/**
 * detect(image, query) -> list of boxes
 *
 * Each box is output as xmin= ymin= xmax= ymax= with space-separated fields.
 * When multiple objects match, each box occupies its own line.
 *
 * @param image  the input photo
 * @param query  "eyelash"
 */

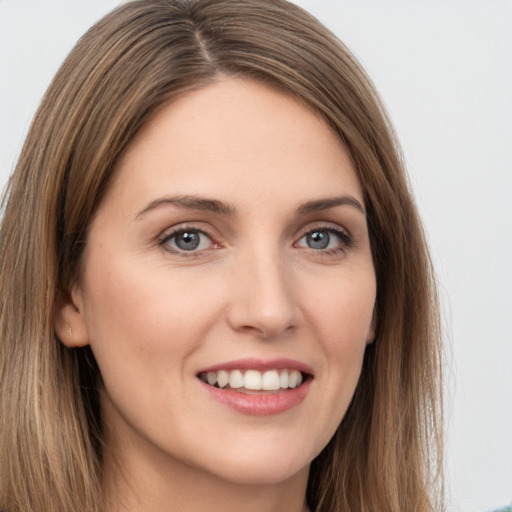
xmin=158 ymin=225 xmax=218 ymax=257
xmin=295 ymin=224 xmax=354 ymax=256
xmin=158 ymin=223 xmax=353 ymax=257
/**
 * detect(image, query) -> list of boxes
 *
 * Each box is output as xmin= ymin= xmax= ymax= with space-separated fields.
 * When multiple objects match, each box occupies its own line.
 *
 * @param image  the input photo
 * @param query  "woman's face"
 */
xmin=60 ymin=78 xmax=376 ymax=487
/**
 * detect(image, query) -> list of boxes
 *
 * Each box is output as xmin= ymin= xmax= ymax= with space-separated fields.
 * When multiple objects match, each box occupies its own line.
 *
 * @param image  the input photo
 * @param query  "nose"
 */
xmin=226 ymin=246 xmax=300 ymax=339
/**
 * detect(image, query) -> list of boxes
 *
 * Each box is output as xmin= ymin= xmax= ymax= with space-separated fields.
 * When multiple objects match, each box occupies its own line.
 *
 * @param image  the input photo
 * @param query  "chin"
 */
xmin=192 ymin=437 xmax=315 ymax=486
xmin=208 ymin=458 xmax=309 ymax=486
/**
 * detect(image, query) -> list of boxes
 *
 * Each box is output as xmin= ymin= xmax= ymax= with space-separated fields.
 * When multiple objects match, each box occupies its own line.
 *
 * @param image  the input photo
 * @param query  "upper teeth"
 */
xmin=199 ymin=369 xmax=303 ymax=391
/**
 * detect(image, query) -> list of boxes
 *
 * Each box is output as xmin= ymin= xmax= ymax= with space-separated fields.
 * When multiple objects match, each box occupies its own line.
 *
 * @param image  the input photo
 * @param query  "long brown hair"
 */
xmin=0 ymin=1 xmax=443 ymax=510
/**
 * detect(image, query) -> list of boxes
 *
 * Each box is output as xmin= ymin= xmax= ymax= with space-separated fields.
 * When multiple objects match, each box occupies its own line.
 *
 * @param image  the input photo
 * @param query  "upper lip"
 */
xmin=197 ymin=357 xmax=314 ymax=376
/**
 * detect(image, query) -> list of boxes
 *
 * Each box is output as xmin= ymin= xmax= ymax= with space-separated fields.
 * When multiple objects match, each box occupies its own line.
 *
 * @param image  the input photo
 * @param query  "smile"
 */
xmin=197 ymin=360 xmax=313 ymax=415
xmin=198 ymin=369 xmax=304 ymax=393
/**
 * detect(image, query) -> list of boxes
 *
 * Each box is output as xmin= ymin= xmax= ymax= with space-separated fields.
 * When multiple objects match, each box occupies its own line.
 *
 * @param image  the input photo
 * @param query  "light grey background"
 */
xmin=1 ymin=1 xmax=511 ymax=511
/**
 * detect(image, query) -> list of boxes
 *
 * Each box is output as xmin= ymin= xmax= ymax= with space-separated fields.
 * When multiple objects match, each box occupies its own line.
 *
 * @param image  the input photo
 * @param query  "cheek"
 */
xmin=79 ymin=256 xmax=226 ymax=383
xmin=304 ymin=266 xmax=376 ymax=349
xmin=302 ymin=266 xmax=375 ymax=418
xmin=84 ymin=254 xmax=217 ymax=332
xmin=78 ymin=259 xmax=224 ymax=427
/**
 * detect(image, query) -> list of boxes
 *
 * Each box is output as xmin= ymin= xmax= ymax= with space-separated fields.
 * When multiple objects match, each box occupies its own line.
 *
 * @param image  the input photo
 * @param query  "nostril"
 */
xmin=236 ymin=323 xmax=296 ymax=340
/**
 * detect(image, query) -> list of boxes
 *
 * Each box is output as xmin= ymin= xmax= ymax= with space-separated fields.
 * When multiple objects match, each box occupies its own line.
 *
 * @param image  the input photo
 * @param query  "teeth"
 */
xmin=217 ymin=370 xmax=229 ymax=388
xmin=289 ymin=369 xmax=302 ymax=388
xmin=244 ymin=370 xmax=262 ymax=390
xmin=229 ymin=369 xmax=244 ymax=389
xmin=262 ymin=370 xmax=280 ymax=391
xmin=279 ymin=370 xmax=289 ymax=389
xmin=199 ymin=369 xmax=305 ymax=391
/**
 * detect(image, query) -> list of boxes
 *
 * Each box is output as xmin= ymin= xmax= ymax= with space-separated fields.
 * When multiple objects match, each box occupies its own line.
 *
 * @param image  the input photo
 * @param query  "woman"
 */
xmin=0 ymin=0 xmax=443 ymax=511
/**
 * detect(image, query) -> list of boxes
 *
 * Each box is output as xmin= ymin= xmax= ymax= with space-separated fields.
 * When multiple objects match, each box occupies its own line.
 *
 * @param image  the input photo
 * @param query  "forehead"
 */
xmin=105 ymin=77 xmax=363 ymax=213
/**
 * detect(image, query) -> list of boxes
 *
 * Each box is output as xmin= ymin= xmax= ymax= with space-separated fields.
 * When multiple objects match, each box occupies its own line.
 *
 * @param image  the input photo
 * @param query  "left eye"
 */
xmin=297 ymin=229 xmax=346 ymax=250
xmin=163 ymin=229 xmax=212 ymax=252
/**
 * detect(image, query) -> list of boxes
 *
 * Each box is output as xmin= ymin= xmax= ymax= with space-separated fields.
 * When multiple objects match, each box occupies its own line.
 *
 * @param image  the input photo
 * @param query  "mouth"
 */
xmin=198 ymin=368 xmax=309 ymax=394
xmin=196 ymin=358 xmax=313 ymax=415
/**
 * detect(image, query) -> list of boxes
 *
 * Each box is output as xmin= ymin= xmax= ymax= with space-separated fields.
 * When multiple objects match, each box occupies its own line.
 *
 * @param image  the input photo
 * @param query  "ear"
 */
xmin=54 ymin=287 xmax=90 ymax=348
xmin=366 ymin=307 xmax=377 ymax=345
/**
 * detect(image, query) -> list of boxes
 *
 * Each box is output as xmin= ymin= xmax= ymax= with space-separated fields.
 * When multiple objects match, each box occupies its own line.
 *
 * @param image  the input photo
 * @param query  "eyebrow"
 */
xmin=136 ymin=195 xmax=237 ymax=219
xmin=296 ymin=195 xmax=366 ymax=216
xmin=136 ymin=193 xmax=365 ymax=220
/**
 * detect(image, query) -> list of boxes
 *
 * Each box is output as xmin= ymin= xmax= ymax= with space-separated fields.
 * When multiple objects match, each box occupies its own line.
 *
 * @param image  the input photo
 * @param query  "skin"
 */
xmin=56 ymin=77 xmax=376 ymax=512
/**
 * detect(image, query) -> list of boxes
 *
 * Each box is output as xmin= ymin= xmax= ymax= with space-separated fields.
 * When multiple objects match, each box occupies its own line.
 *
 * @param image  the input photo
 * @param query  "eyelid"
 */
xmin=294 ymin=222 xmax=354 ymax=252
xmin=295 ymin=221 xmax=351 ymax=239
xmin=156 ymin=221 xmax=354 ymax=257
xmin=158 ymin=224 xmax=220 ymax=255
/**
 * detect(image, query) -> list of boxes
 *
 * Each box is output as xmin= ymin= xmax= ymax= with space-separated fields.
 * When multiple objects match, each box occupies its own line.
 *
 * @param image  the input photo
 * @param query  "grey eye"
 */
xmin=296 ymin=227 xmax=350 ymax=252
xmin=165 ymin=230 xmax=212 ymax=252
xmin=306 ymin=231 xmax=330 ymax=249
xmin=175 ymin=231 xmax=201 ymax=250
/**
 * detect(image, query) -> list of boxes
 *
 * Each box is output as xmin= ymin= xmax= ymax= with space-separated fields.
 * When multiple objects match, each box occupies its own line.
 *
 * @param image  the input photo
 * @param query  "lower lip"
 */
xmin=199 ymin=379 xmax=312 ymax=416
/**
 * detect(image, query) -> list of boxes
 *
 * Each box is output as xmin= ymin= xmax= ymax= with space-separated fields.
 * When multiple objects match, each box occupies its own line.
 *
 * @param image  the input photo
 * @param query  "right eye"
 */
xmin=160 ymin=228 xmax=213 ymax=253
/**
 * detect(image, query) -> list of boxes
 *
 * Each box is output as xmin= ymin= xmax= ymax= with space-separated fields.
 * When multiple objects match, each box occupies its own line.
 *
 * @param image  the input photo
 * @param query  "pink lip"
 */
xmin=196 ymin=358 xmax=314 ymax=416
xmin=199 ymin=378 xmax=312 ymax=416
xmin=198 ymin=357 xmax=314 ymax=375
